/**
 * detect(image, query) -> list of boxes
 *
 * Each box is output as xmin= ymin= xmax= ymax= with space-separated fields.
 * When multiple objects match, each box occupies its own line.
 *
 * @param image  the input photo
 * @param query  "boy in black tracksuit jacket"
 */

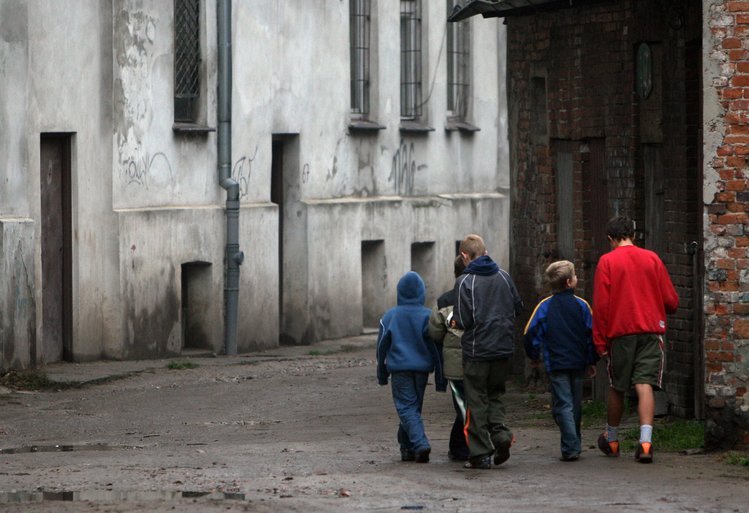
xmin=524 ymin=260 xmax=598 ymax=461
xmin=454 ymin=235 xmax=523 ymax=469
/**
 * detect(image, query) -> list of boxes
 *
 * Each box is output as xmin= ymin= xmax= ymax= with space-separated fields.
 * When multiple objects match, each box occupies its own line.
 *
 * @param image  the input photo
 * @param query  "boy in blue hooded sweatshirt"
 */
xmin=377 ymin=271 xmax=444 ymax=463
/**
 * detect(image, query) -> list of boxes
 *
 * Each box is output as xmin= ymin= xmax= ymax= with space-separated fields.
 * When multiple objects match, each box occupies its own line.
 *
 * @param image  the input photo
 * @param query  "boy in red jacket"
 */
xmin=593 ymin=216 xmax=679 ymax=463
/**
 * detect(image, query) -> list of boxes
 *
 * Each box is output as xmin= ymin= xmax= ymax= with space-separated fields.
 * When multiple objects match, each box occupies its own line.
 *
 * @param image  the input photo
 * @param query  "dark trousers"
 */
xmin=391 ymin=371 xmax=430 ymax=453
xmin=463 ymin=358 xmax=513 ymax=459
xmin=448 ymin=380 xmax=470 ymax=460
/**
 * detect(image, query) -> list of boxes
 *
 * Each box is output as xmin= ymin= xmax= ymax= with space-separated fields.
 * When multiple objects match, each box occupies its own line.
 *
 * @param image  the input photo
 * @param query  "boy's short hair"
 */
xmin=459 ymin=234 xmax=486 ymax=261
xmin=606 ymin=216 xmax=635 ymax=241
xmin=454 ymin=254 xmax=466 ymax=278
xmin=545 ymin=260 xmax=575 ymax=293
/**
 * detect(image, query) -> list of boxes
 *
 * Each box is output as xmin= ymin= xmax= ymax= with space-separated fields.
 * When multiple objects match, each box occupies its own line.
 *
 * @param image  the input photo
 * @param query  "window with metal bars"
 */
xmin=447 ymin=0 xmax=470 ymax=120
xmin=400 ymin=0 xmax=422 ymax=119
xmin=350 ymin=0 xmax=371 ymax=117
xmin=174 ymin=0 xmax=201 ymax=123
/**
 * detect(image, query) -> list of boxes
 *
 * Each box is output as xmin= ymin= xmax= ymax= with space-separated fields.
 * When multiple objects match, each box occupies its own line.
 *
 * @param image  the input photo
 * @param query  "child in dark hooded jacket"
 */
xmin=377 ymin=271 xmax=444 ymax=463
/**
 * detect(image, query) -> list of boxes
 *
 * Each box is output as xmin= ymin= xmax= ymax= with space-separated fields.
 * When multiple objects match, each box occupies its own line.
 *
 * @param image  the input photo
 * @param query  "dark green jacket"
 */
xmin=428 ymin=289 xmax=464 ymax=380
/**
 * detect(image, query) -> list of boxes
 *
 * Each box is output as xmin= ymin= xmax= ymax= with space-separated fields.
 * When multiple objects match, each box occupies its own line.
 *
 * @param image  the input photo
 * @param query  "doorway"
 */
xmin=271 ymin=134 xmax=306 ymax=345
xmin=40 ymin=134 xmax=73 ymax=363
xmin=181 ymin=261 xmax=212 ymax=350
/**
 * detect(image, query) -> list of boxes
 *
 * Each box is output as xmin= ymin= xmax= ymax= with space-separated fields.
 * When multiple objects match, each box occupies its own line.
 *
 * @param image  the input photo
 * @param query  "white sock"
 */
xmin=606 ymin=424 xmax=618 ymax=442
xmin=640 ymin=424 xmax=653 ymax=444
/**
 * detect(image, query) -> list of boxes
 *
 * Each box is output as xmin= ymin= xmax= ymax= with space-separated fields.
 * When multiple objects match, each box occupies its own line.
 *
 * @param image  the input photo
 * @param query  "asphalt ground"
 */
xmin=0 ymin=334 xmax=747 ymax=512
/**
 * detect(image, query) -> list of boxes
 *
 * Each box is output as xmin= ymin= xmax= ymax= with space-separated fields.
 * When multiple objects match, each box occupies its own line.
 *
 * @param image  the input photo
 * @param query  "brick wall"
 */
xmin=507 ymin=0 xmax=702 ymax=417
xmin=704 ymin=0 xmax=749 ymax=449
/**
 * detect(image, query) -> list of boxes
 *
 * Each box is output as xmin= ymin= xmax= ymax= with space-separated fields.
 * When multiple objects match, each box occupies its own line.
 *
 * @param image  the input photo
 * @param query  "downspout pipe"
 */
xmin=218 ymin=0 xmax=242 ymax=355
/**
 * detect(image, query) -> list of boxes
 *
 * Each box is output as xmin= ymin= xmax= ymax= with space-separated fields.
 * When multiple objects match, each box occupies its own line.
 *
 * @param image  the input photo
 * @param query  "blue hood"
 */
xmin=464 ymin=255 xmax=499 ymax=276
xmin=397 ymin=271 xmax=426 ymax=306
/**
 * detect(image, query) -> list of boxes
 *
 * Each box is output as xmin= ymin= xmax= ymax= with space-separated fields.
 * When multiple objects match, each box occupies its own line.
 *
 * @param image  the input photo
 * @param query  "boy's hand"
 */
xmin=378 ymin=378 xmax=388 ymax=386
xmin=586 ymin=365 xmax=597 ymax=378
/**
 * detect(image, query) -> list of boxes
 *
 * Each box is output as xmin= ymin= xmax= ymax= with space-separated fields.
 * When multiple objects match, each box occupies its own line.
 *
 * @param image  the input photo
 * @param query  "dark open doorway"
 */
xmin=271 ymin=134 xmax=306 ymax=345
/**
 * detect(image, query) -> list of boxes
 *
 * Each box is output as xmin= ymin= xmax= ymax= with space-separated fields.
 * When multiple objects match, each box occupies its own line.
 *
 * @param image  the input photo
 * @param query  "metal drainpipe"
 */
xmin=218 ymin=0 xmax=243 ymax=355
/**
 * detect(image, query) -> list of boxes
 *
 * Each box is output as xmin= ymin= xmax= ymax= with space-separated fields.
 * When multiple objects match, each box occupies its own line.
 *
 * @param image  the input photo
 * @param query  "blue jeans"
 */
xmin=390 ymin=371 xmax=430 ymax=454
xmin=549 ymin=370 xmax=584 ymax=457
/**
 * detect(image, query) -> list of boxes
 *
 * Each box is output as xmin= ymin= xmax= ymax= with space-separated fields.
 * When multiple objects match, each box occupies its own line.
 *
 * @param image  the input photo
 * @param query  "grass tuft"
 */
xmin=618 ymin=419 xmax=704 ymax=453
xmin=581 ymin=400 xmax=607 ymax=427
xmin=0 ymin=370 xmax=62 ymax=391
xmin=725 ymin=451 xmax=749 ymax=467
xmin=166 ymin=361 xmax=198 ymax=370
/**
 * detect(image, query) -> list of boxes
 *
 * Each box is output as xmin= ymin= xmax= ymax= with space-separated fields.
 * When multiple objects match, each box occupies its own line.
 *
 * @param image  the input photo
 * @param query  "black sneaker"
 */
xmin=464 ymin=455 xmax=492 ymax=469
xmin=414 ymin=448 xmax=431 ymax=463
xmin=400 ymin=449 xmax=415 ymax=462
xmin=493 ymin=435 xmax=515 ymax=466
xmin=560 ymin=453 xmax=579 ymax=462
xmin=635 ymin=442 xmax=653 ymax=463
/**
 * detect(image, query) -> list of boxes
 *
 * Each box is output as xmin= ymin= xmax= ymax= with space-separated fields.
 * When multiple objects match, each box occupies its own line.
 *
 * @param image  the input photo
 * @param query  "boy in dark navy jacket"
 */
xmin=377 ymin=271 xmax=444 ymax=463
xmin=524 ymin=260 xmax=598 ymax=461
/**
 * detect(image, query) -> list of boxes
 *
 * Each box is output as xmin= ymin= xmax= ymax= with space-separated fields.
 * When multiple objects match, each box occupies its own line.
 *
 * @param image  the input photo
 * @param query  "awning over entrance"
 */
xmin=447 ymin=0 xmax=602 ymax=22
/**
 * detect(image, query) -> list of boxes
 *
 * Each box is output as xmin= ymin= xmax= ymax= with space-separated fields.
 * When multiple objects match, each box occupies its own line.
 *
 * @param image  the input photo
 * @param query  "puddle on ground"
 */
xmin=0 ymin=443 xmax=141 ymax=454
xmin=0 ymin=490 xmax=245 ymax=503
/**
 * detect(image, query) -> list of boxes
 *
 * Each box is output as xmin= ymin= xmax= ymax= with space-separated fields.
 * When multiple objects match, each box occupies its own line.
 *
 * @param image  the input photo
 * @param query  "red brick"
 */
xmin=723 ymin=88 xmax=745 ymax=99
xmin=718 ymin=145 xmax=735 ymax=156
xmin=736 ymin=25 xmax=749 ymax=37
xmin=729 ymin=124 xmax=749 ymax=135
xmin=734 ymin=303 xmax=749 ymax=314
xmin=739 ymin=14 xmax=749 ymax=24
xmin=728 ymin=248 xmax=749 ymax=258
xmin=717 ymin=258 xmax=738 ymax=269
xmin=738 ymin=62 xmax=749 ymax=73
xmin=716 ymin=192 xmax=736 ymax=202
xmin=736 ymin=237 xmax=749 ymax=246
xmin=726 ymin=180 xmax=748 ymax=191
xmin=729 ymin=49 xmax=749 ymax=61
xmin=718 ymin=282 xmax=739 ymax=292
xmin=736 ymin=319 xmax=749 ymax=338
xmin=727 ymin=2 xmax=749 ymax=12
xmin=726 ymin=156 xmax=748 ymax=167
xmin=723 ymin=38 xmax=743 ymax=49
xmin=725 ymin=135 xmax=749 ymax=144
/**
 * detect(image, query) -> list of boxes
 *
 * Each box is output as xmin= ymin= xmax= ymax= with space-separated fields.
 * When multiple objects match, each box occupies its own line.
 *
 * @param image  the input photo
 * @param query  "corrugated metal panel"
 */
xmin=448 ymin=0 xmax=607 ymax=22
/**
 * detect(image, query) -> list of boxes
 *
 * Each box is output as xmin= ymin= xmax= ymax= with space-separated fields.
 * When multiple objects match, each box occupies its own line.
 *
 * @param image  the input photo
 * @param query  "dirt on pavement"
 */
xmin=0 ymin=334 xmax=747 ymax=512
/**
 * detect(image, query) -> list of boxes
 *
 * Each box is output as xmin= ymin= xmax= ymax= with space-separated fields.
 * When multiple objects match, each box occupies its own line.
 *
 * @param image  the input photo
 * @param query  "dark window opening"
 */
xmin=400 ymin=0 xmax=422 ymax=119
xmin=174 ymin=0 xmax=201 ymax=123
xmin=350 ymin=0 xmax=372 ymax=117
xmin=447 ymin=0 xmax=470 ymax=120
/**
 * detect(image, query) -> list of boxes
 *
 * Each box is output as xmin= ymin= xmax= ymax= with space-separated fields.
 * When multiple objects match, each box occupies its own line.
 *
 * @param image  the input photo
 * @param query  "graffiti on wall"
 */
xmin=389 ymin=140 xmax=426 ymax=195
xmin=301 ymin=163 xmax=311 ymax=184
xmin=232 ymin=146 xmax=258 ymax=199
xmin=121 ymin=152 xmax=173 ymax=188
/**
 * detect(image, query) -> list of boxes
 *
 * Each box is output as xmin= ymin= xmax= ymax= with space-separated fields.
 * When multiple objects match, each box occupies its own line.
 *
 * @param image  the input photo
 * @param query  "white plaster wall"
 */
xmin=113 ymin=0 xmax=220 ymax=209
xmin=228 ymin=1 xmax=509 ymax=344
xmin=233 ymin=1 xmax=507 ymax=203
xmin=26 ymin=1 xmax=119 ymax=361
xmin=0 ymin=1 xmax=29 ymax=218
xmin=2 ymin=0 xmax=510 ymax=364
xmin=0 ymin=1 xmax=34 ymax=368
